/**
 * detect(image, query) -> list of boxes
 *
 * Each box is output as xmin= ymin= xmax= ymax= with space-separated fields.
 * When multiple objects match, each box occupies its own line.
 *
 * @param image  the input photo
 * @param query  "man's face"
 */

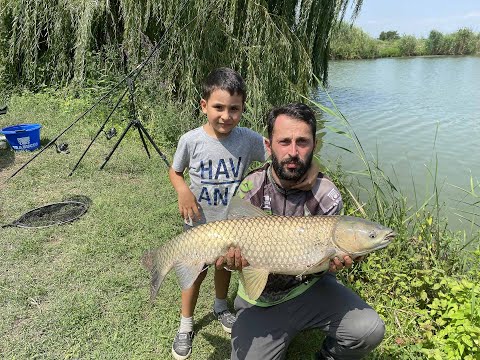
xmin=267 ymin=114 xmax=315 ymax=181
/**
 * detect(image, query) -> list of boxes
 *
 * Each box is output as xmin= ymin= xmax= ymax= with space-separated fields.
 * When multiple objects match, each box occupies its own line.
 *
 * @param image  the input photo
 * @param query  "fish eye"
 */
xmin=369 ymin=231 xmax=377 ymax=239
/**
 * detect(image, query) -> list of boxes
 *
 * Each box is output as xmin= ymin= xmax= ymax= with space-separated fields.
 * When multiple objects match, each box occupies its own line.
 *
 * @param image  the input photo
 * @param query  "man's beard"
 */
xmin=271 ymin=151 xmax=314 ymax=182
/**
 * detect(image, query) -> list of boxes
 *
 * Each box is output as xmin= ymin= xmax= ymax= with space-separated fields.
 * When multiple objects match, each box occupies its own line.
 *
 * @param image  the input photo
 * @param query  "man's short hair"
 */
xmin=202 ymin=67 xmax=247 ymax=103
xmin=266 ymin=103 xmax=317 ymax=140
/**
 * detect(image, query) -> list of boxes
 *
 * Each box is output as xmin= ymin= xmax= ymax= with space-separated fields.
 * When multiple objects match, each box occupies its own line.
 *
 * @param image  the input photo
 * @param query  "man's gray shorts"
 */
xmin=230 ymin=274 xmax=385 ymax=360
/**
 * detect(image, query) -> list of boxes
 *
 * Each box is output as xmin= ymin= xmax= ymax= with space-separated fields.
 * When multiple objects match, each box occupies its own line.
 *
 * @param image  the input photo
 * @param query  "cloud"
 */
xmin=464 ymin=11 xmax=480 ymax=18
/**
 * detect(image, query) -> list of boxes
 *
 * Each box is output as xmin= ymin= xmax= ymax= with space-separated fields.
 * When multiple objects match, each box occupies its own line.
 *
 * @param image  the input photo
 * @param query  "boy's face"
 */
xmin=200 ymin=89 xmax=243 ymax=139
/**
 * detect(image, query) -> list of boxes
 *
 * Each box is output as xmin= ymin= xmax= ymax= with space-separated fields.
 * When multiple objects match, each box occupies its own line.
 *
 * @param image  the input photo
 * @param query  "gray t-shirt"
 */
xmin=172 ymin=126 xmax=266 ymax=224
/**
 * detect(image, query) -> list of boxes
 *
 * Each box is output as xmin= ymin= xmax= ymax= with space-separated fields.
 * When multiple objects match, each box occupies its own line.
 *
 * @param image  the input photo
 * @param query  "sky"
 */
xmin=347 ymin=0 xmax=480 ymax=38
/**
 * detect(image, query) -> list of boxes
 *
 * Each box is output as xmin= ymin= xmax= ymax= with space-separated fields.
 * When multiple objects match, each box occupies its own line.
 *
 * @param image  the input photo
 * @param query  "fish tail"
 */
xmin=141 ymin=248 xmax=172 ymax=301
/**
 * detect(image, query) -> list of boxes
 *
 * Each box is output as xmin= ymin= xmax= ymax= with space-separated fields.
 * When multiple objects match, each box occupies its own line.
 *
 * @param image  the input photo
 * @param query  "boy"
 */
xmin=168 ymin=67 xmax=266 ymax=360
xmin=169 ymin=68 xmax=318 ymax=359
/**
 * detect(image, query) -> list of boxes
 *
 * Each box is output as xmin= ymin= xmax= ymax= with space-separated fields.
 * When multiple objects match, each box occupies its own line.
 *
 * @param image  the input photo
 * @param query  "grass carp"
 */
xmin=143 ymin=198 xmax=396 ymax=301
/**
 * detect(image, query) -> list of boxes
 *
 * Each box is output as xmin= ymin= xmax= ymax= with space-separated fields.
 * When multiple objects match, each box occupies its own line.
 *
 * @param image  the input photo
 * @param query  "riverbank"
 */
xmin=1 ymin=90 xmax=479 ymax=359
xmin=329 ymin=24 xmax=480 ymax=60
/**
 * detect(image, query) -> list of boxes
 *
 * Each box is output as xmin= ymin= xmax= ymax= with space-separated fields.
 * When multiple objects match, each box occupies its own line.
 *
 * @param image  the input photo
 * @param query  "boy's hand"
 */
xmin=178 ymin=187 xmax=202 ymax=222
xmin=169 ymin=168 xmax=202 ymax=222
xmin=291 ymin=158 xmax=320 ymax=191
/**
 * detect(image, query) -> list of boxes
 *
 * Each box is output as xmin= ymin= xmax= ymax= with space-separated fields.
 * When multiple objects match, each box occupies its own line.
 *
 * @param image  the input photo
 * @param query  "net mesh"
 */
xmin=3 ymin=196 xmax=91 ymax=228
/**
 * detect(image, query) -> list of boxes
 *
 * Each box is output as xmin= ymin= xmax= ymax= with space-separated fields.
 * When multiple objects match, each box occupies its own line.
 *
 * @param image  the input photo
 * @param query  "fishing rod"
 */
xmin=6 ymin=0 xmax=191 ymax=181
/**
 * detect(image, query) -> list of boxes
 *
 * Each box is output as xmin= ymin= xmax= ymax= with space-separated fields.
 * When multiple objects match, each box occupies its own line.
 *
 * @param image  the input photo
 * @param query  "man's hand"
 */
xmin=328 ymin=255 xmax=365 ymax=272
xmin=216 ymin=247 xmax=249 ymax=271
xmin=329 ymin=255 xmax=353 ymax=272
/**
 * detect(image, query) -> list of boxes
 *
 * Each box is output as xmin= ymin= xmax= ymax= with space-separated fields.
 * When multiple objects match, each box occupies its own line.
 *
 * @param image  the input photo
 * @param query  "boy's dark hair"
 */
xmin=266 ymin=103 xmax=317 ymax=141
xmin=202 ymin=67 xmax=247 ymax=103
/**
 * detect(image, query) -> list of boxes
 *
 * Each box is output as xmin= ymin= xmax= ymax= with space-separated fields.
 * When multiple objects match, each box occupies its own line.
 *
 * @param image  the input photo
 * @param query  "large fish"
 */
xmin=143 ymin=197 xmax=396 ymax=301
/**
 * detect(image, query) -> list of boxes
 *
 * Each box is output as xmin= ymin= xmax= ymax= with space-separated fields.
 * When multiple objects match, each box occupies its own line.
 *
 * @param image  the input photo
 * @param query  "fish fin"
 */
xmin=293 ymin=249 xmax=337 ymax=281
xmin=227 ymin=197 xmax=269 ymax=219
xmin=142 ymin=249 xmax=168 ymax=301
xmin=307 ymin=248 xmax=337 ymax=273
xmin=239 ymin=267 xmax=270 ymax=301
xmin=141 ymin=250 xmax=154 ymax=271
xmin=174 ymin=261 xmax=207 ymax=290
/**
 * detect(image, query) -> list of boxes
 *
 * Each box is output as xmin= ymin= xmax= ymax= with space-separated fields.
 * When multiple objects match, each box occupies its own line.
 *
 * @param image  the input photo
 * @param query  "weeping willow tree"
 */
xmin=0 ymin=0 xmax=362 ymax=108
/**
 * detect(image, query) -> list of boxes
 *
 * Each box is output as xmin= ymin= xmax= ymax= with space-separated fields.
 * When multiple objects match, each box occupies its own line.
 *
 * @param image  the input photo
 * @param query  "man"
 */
xmin=220 ymin=103 xmax=385 ymax=360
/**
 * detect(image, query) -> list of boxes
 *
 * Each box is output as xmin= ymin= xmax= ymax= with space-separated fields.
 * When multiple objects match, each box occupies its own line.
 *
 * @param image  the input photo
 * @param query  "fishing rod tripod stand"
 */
xmin=67 ymin=76 xmax=170 ymax=176
xmin=5 ymin=0 xmax=192 ymax=181
xmin=99 ymin=77 xmax=169 ymax=170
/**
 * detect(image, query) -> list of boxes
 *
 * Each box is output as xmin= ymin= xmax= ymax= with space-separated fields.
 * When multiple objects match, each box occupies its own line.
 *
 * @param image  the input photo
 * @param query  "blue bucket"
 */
xmin=0 ymin=124 xmax=42 ymax=151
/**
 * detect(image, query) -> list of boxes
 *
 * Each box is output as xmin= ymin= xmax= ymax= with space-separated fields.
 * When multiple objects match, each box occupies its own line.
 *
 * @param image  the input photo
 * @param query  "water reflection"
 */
xmin=315 ymin=56 xmax=480 ymax=231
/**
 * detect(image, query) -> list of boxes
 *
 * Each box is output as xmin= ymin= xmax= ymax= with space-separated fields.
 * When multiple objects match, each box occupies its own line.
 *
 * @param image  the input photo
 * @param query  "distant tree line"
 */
xmin=330 ymin=23 xmax=480 ymax=60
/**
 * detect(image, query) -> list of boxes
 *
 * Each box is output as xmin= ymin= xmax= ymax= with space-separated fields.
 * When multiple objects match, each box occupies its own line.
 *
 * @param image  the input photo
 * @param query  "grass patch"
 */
xmin=1 ymin=89 xmax=479 ymax=359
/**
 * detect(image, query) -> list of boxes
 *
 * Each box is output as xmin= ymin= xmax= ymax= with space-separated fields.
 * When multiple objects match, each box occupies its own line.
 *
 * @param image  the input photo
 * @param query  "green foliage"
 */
xmin=427 ymin=30 xmax=444 ymax=55
xmin=330 ymin=22 xmax=378 ymax=59
xmin=452 ymin=28 xmax=478 ymax=55
xmin=402 ymin=267 xmax=480 ymax=360
xmin=377 ymin=42 xmax=402 ymax=57
xmin=425 ymin=28 xmax=478 ymax=56
xmin=0 ymin=0 xmax=363 ymax=110
xmin=378 ymin=30 xmax=400 ymax=41
xmin=330 ymin=26 xmax=480 ymax=60
xmin=398 ymin=35 xmax=418 ymax=56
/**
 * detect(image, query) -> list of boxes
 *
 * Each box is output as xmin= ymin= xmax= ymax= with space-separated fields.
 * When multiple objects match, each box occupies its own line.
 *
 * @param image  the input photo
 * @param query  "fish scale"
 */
xmin=143 ymin=199 xmax=395 ymax=302
xmin=169 ymin=216 xmax=338 ymax=273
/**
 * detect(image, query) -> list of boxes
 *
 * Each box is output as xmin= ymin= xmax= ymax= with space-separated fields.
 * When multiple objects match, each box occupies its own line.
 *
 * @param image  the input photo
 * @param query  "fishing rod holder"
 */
xmin=98 ymin=76 xmax=170 ymax=170
xmin=5 ymin=0 xmax=193 ymax=181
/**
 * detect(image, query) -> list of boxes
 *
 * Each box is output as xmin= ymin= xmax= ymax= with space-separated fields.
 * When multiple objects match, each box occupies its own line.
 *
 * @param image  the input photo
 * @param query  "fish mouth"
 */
xmin=371 ymin=230 xmax=396 ymax=250
xmin=384 ymin=230 xmax=397 ymax=242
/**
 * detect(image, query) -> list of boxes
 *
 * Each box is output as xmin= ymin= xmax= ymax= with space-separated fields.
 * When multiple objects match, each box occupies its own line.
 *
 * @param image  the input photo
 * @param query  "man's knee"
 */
xmin=345 ymin=309 xmax=385 ymax=350
xmin=362 ymin=314 xmax=385 ymax=349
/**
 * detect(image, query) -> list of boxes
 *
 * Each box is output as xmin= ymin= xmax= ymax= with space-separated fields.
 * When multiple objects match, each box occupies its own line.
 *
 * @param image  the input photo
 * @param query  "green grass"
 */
xmin=1 ymin=90 xmax=479 ymax=359
xmin=0 ymin=93 xmax=219 ymax=359
xmin=0 ymin=91 xmax=329 ymax=360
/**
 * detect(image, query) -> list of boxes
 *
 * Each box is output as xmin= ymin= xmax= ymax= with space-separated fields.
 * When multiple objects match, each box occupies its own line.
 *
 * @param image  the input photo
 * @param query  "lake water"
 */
xmin=315 ymin=56 xmax=480 ymax=231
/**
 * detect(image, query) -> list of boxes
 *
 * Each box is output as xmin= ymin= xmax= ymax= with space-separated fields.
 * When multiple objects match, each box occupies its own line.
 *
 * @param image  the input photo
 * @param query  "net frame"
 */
xmin=2 ymin=200 xmax=89 ymax=229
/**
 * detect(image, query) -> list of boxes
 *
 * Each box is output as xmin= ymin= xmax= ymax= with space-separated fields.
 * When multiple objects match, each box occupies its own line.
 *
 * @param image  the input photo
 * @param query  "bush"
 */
xmin=412 ymin=270 xmax=480 ymax=359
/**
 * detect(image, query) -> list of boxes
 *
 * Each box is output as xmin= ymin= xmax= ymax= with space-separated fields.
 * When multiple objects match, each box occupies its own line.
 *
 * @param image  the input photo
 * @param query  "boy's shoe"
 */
xmin=213 ymin=309 xmax=236 ymax=333
xmin=172 ymin=331 xmax=194 ymax=360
